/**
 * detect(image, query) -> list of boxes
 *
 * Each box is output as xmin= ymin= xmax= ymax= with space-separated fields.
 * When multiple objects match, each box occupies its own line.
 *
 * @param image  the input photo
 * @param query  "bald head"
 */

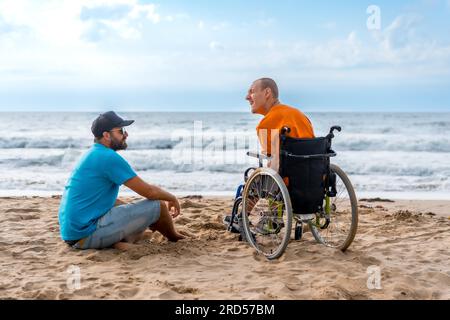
xmin=246 ymin=77 xmax=281 ymax=115
xmin=254 ymin=78 xmax=279 ymax=99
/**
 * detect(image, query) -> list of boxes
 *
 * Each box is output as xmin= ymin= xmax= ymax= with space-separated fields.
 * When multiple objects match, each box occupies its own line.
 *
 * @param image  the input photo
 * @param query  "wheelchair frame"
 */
xmin=227 ymin=126 xmax=359 ymax=260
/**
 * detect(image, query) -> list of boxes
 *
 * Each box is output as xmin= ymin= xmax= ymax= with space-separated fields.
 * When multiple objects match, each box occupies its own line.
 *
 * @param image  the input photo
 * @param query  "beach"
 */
xmin=1 ymin=0 xmax=450 ymax=305
xmin=0 ymin=195 xmax=449 ymax=300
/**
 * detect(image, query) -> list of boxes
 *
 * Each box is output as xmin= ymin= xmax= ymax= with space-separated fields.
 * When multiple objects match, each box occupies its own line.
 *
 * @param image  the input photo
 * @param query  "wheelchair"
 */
xmin=227 ymin=126 xmax=358 ymax=260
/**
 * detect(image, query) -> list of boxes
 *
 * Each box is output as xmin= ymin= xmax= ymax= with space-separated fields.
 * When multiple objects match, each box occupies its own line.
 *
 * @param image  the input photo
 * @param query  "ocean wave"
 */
xmin=127 ymin=151 xmax=251 ymax=173
xmin=3 ymin=130 xmax=450 ymax=153
xmin=2 ymin=145 xmax=450 ymax=177
xmin=0 ymin=134 xmax=256 ymax=151
xmin=0 ymin=155 xmax=65 ymax=168
xmin=344 ymin=165 xmax=450 ymax=178
xmin=0 ymin=137 xmax=89 ymax=149
xmin=333 ymin=135 xmax=450 ymax=153
xmin=0 ymin=137 xmax=184 ymax=150
xmin=0 ymin=148 xmax=252 ymax=173
xmin=1 ymin=112 xmax=449 ymax=194
xmin=0 ymin=169 xmax=449 ymax=194
xmin=412 ymin=121 xmax=450 ymax=128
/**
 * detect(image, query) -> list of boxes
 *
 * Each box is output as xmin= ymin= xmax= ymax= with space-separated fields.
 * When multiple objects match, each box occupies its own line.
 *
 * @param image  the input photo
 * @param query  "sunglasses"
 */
xmin=109 ymin=127 xmax=127 ymax=135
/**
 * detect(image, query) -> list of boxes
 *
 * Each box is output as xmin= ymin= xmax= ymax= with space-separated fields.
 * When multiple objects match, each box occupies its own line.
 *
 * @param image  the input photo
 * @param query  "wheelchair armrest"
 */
xmin=247 ymin=151 xmax=272 ymax=161
xmin=244 ymin=167 xmax=257 ymax=182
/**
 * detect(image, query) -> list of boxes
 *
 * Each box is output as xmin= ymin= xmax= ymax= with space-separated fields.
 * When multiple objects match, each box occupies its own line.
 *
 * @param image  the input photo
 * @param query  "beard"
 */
xmin=110 ymin=136 xmax=128 ymax=151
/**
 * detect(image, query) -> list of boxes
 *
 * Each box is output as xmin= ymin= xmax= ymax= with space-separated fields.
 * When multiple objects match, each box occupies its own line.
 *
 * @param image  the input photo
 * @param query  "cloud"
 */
xmin=80 ymin=4 xmax=132 ymax=21
xmin=319 ymin=21 xmax=337 ymax=30
xmin=0 ymin=0 xmax=83 ymax=46
xmin=81 ymin=20 xmax=115 ymax=42
xmin=381 ymin=15 xmax=422 ymax=50
xmin=257 ymin=18 xmax=276 ymax=27
xmin=0 ymin=1 xmax=449 ymax=101
xmin=209 ymin=41 xmax=225 ymax=51
xmin=80 ymin=1 xmax=160 ymax=41
xmin=0 ymin=14 xmax=31 ymax=42
xmin=257 ymin=31 xmax=365 ymax=70
xmin=78 ymin=2 xmax=187 ymax=42
xmin=285 ymin=14 xmax=450 ymax=72
xmin=212 ymin=22 xmax=229 ymax=31
xmin=0 ymin=0 xmax=163 ymax=45
xmin=366 ymin=14 xmax=450 ymax=68
xmin=0 ymin=16 xmax=14 ymax=33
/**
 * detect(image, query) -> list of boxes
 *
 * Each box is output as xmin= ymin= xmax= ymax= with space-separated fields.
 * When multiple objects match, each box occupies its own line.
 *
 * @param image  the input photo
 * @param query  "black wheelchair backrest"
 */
xmin=279 ymin=128 xmax=337 ymax=214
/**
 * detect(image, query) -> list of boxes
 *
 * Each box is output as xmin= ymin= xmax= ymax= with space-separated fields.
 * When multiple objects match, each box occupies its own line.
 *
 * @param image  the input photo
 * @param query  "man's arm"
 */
xmin=124 ymin=176 xmax=175 ymax=201
xmin=257 ymin=127 xmax=280 ymax=171
xmin=124 ymin=176 xmax=180 ymax=217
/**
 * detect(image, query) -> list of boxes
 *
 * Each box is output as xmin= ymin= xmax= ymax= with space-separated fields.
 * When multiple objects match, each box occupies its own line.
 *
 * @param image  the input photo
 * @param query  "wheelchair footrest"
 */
xmin=223 ymin=215 xmax=241 ymax=234
xmin=295 ymin=214 xmax=316 ymax=222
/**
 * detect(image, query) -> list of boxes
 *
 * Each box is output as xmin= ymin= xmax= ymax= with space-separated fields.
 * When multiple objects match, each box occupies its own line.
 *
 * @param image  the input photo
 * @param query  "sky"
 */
xmin=0 ymin=0 xmax=450 ymax=112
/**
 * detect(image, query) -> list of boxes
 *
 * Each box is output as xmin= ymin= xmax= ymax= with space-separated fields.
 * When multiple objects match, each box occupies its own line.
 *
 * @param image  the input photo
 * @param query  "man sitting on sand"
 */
xmin=58 ymin=111 xmax=184 ymax=250
xmin=246 ymin=77 xmax=315 ymax=171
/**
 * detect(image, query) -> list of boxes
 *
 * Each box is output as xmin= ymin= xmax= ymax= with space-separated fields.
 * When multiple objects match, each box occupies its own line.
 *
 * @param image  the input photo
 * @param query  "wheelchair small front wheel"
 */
xmin=309 ymin=164 xmax=358 ymax=251
xmin=294 ymin=221 xmax=303 ymax=241
xmin=241 ymin=168 xmax=293 ymax=260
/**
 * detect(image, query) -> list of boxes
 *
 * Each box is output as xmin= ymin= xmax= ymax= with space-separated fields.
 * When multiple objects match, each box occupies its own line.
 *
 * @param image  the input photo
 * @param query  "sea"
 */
xmin=0 ymin=112 xmax=449 ymax=200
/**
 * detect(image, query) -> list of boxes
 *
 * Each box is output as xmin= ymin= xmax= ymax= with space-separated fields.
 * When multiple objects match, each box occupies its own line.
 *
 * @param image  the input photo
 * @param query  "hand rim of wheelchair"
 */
xmin=241 ymin=167 xmax=293 ymax=260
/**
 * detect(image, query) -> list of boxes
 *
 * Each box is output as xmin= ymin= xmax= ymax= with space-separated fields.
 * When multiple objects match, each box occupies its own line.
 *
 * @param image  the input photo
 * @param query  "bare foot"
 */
xmin=178 ymin=229 xmax=196 ymax=238
xmin=168 ymin=233 xmax=186 ymax=242
xmin=123 ymin=233 xmax=143 ymax=244
xmin=141 ymin=230 xmax=154 ymax=239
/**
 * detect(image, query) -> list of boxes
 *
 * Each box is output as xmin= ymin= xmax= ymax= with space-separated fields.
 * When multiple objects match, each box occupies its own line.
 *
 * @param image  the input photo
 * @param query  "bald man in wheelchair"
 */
xmin=224 ymin=77 xmax=316 ymax=234
xmin=246 ymin=77 xmax=315 ymax=171
xmin=225 ymin=79 xmax=357 ymax=258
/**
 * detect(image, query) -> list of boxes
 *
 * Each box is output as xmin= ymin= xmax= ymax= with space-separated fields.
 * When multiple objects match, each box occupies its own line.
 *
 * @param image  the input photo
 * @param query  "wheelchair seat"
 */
xmin=279 ymin=132 xmax=335 ymax=215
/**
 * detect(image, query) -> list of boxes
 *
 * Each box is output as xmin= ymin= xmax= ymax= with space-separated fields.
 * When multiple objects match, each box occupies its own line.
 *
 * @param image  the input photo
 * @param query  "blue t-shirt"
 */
xmin=58 ymin=143 xmax=137 ymax=240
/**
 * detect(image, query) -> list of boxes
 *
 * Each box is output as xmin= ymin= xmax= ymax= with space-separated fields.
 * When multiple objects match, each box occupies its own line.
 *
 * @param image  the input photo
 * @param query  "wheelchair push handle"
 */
xmin=327 ymin=126 xmax=342 ymax=139
xmin=281 ymin=127 xmax=291 ymax=135
xmin=282 ymin=126 xmax=341 ymax=139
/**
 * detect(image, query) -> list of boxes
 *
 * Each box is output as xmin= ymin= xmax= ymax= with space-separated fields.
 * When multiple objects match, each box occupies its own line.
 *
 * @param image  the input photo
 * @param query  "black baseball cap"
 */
xmin=91 ymin=111 xmax=134 ymax=138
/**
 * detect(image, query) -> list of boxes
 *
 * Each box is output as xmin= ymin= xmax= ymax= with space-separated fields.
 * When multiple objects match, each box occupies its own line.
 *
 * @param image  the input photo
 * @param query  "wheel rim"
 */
xmin=242 ymin=169 xmax=292 ymax=259
xmin=310 ymin=164 xmax=358 ymax=249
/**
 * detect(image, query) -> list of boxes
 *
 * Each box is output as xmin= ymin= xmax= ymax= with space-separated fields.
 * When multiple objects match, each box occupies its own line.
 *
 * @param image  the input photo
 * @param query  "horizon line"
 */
xmin=0 ymin=109 xmax=449 ymax=113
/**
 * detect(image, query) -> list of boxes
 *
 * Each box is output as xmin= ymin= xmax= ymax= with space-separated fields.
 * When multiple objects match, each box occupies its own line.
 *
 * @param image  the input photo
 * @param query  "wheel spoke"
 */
xmin=242 ymin=169 xmax=292 ymax=260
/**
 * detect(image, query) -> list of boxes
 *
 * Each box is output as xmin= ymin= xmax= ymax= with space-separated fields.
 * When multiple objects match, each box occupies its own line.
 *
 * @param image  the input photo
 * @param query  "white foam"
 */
xmin=0 ymin=112 xmax=449 ymax=195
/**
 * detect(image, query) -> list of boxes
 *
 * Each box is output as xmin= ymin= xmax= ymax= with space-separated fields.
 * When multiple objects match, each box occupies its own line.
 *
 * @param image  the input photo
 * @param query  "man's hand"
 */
xmin=167 ymin=198 xmax=181 ymax=218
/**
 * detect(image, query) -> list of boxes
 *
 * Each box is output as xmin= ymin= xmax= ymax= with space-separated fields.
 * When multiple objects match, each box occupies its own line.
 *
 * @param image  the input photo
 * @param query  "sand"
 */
xmin=0 ymin=195 xmax=449 ymax=300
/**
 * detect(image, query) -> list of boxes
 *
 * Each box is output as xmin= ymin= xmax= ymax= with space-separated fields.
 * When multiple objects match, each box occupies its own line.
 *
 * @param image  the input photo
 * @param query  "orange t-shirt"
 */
xmin=256 ymin=104 xmax=315 ymax=156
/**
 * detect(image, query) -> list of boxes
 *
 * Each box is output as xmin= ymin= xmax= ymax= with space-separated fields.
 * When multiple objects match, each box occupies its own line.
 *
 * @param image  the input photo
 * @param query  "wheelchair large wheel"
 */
xmin=241 ymin=168 xmax=293 ymax=260
xmin=309 ymin=164 xmax=358 ymax=251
